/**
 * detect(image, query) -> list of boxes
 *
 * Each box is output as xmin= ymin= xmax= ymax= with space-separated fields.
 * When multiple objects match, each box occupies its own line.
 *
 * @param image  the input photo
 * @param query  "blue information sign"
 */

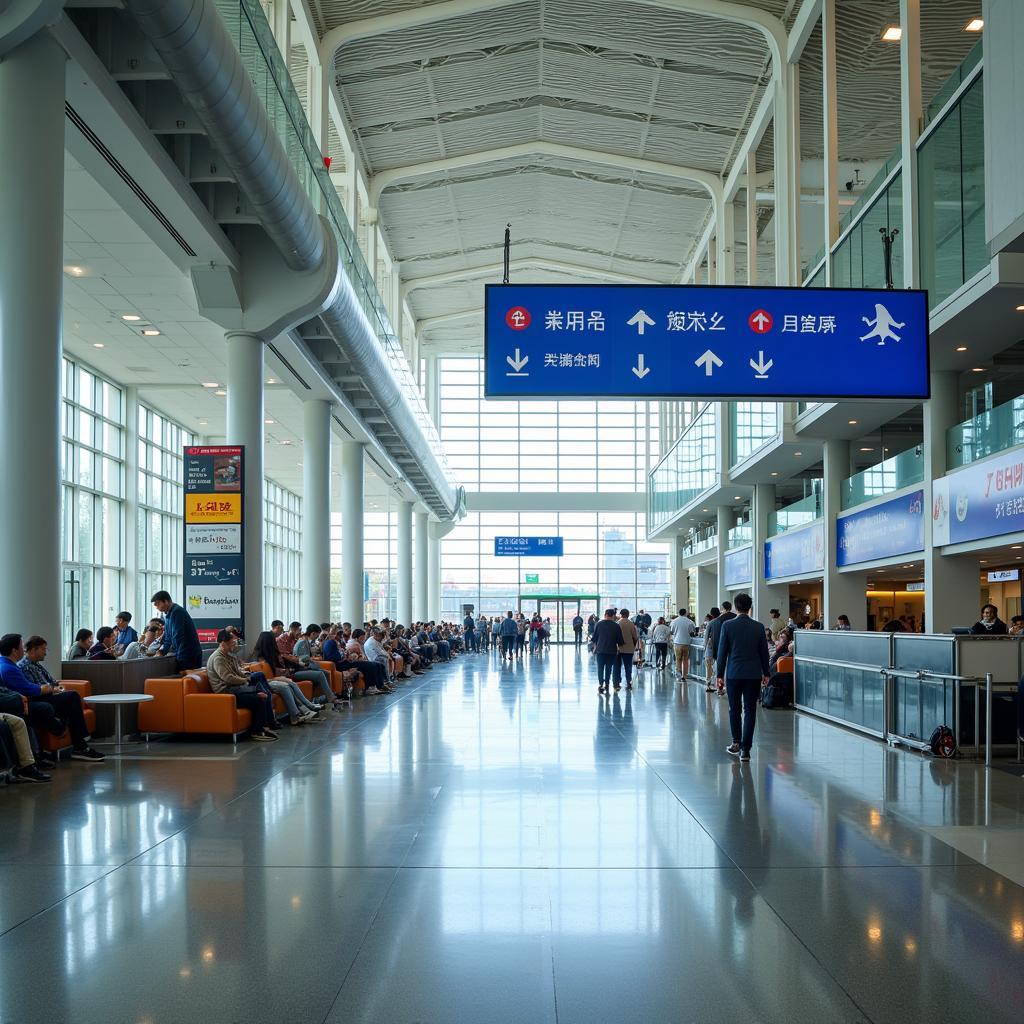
xmin=837 ymin=490 xmax=924 ymax=566
xmin=933 ymin=453 xmax=1024 ymax=546
xmin=764 ymin=522 xmax=825 ymax=581
xmin=724 ymin=545 xmax=753 ymax=588
xmin=485 ymin=283 xmax=929 ymax=400
xmin=494 ymin=536 xmax=564 ymax=557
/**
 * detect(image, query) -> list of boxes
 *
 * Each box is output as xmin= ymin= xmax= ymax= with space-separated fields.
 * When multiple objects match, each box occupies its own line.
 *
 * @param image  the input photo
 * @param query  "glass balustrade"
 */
xmin=730 ymin=402 xmax=780 ymax=466
xmin=948 ymin=396 xmax=1024 ymax=470
xmin=727 ymin=523 xmax=752 ymax=548
xmin=831 ymin=170 xmax=904 ymax=291
xmin=767 ymin=490 xmax=822 ymax=536
xmin=648 ymin=404 xmax=718 ymax=532
xmin=841 ymin=447 xmax=924 ymax=510
xmin=215 ymin=0 xmax=453 ymax=481
xmin=682 ymin=529 xmax=718 ymax=558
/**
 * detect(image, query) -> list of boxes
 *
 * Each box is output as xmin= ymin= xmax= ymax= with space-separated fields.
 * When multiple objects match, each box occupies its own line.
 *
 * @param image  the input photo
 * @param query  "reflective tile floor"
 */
xmin=2 ymin=648 xmax=1024 ymax=1023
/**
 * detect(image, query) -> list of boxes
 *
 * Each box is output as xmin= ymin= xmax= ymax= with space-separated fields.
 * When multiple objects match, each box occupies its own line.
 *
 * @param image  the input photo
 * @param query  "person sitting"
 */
xmin=251 ymin=632 xmax=325 ymax=724
xmin=0 ymin=711 xmax=51 ymax=783
xmin=113 ymin=612 xmax=138 ymax=653
xmin=67 ymin=628 xmax=92 ymax=660
xmin=5 ymin=634 xmax=104 ymax=761
xmin=206 ymin=630 xmax=277 ymax=740
xmin=769 ymin=628 xmax=793 ymax=673
xmin=145 ymin=619 xmax=165 ymax=653
xmin=87 ymin=626 xmax=118 ymax=661
xmin=364 ymin=628 xmax=396 ymax=683
xmin=152 ymin=590 xmax=203 ymax=670
xmin=428 ymin=623 xmax=450 ymax=662
xmin=122 ymin=625 xmax=160 ymax=660
xmin=345 ymin=629 xmax=392 ymax=693
xmin=270 ymin=622 xmax=335 ymax=704
xmin=972 ymin=603 xmax=1009 ymax=635
xmin=1009 ymin=615 xmax=1024 ymax=637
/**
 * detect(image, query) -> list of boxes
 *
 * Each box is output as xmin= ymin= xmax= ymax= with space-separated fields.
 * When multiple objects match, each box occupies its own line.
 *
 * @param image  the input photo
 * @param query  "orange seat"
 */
xmin=138 ymin=676 xmax=188 ymax=735
xmin=182 ymin=674 xmax=253 ymax=740
xmin=776 ymin=656 xmax=795 ymax=674
xmin=35 ymin=680 xmax=97 ymax=753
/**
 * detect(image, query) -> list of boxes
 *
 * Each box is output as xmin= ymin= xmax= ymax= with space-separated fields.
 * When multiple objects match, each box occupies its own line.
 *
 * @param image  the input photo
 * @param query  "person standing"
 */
xmin=151 ymin=590 xmax=203 ymax=670
xmin=972 ymin=604 xmax=1009 ymax=635
xmin=768 ymin=608 xmax=787 ymax=641
xmin=592 ymin=608 xmax=622 ymax=695
xmin=704 ymin=600 xmax=735 ymax=695
xmin=463 ymin=612 xmax=477 ymax=653
xmin=498 ymin=611 xmax=518 ymax=661
xmin=651 ymin=616 xmax=671 ymax=670
xmin=715 ymin=593 xmax=770 ymax=763
xmin=572 ymin=612 xmax=584 ymax=648
xmin=670 ymin=608 xmax=696 ymax=678
xmin=613 ymin=608 xmax=640 ymax=692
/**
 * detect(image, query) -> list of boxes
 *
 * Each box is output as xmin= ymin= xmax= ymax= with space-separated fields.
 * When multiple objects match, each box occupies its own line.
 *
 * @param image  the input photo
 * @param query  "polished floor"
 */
xmin=2 ymin=648 xmax=1024 ymax=1023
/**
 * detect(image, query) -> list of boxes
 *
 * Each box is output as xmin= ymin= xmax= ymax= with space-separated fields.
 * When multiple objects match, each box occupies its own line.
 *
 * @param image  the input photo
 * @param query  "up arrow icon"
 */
xmin=694 ymin=350 xmax=723 ymax=377
xmin=632 ymin=354 xmax=650 ymax=379
xmin=749 ymin=351 xmax=773 ymax=379
xmin=627 ymin=309 xmax=655 ymax=336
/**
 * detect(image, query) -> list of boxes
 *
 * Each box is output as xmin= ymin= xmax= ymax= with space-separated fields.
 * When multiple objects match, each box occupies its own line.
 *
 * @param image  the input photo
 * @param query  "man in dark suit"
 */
xmin=715 ymin=593 xmax=769 ymax=762
xmin=703 ymin=599 xmax=735 ymax=695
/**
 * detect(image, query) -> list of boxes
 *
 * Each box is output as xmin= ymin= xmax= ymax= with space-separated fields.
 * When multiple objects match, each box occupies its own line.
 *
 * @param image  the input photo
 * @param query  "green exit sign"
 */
xmin=524 ymin=573 xmax=539 ymax=584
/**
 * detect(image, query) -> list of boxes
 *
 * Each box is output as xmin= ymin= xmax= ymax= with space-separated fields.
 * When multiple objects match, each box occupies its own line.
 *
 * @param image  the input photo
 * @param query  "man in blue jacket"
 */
xmin=151 ymin=590 xmax=203 ymax=670
xmin=715 ymin=593 xmax=770 ymax=763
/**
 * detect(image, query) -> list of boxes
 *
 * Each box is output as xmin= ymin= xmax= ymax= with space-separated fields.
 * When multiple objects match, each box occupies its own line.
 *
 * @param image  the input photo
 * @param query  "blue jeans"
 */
xmin=292 ymin=668 xmax=333 ymax=702
xmin=595 ymin=653 xmax=615 ymax=686
xmin=266 ymin=679 xmax=317 ymax=720
xmin=726 ymin=677 xmax=761 ymax=753
xmin=611 ymin=653 xmax=633 ymax=687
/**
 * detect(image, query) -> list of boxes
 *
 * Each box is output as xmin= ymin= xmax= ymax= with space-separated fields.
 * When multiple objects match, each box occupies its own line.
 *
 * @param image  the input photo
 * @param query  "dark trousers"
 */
xmin=501 ymin=635 xmax=515 ymax=658
xmin=27 ymin=692 xmax=90 ymax=746
xmin=515 ymin=633 xmax=524 ymax=654
xmin=595 ymin=653 xmax=615 ymax=686
xmin=467 ymin=631 xmax=477 ymax=652
xmin=612 ymin=652 xmax=633 ymax=686
xmin=654 ymin=642 xmax=668 ymax=667
xmin=574 ymin=628 xmax=582 ymax=647
xmin=233 ymin=691 xmax=270 ymax=732
xmin=726 ymin=677 xmax=761 ymax=753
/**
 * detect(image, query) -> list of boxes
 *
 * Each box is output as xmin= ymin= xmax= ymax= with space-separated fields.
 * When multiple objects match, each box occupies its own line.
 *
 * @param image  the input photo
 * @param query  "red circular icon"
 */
xmin=506 ymin=306 xmax=531 ymax=330
xmin=748 ymin=309 xmax=773 ymax=334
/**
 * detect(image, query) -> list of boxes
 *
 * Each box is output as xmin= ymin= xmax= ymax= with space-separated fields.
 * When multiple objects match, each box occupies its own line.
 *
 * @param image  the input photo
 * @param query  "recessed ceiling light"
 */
xmin=794 ymin=451 xmax=802 ymax=457
xmin=848 ymin=419 xmax=858 ymax=425
xmin=971 ymin=367 xmax=985 ymax=372
xmin=142 ymin=329 xmax=160 ymax=336
xmin=701 ymin=508 xmax=710 ymax=512
xmin=66 ymin=266 xmax=84 ymax=276
xmin=121 ymin=314 xmax=142 ymax=322
xmin=882 ymin=25 xmax=902 ymax=41
xmin=770 ymin=471 xmax=779 ymax=476
xmin=733 ymin=495 xmax=742 ymax=500
xmin=214 ymin=389 xmax=226 ymax=396
xmin=955 ymin=345 xmax=968 ymax=352
xmin=265 ymin=418 xmax=275 ymax=425
xmin=281 ymin=440 xmax=292 ymax=446
xmin=980 ymin=560 xmax=987 ymax=564
xmin=1013 ymin=546 xmax=1022 ymax=550
xmin=964 ymin=18 xmax=984 ymax=32
xmin=92 ymin=343 xmax=105 ymax=349
xmin=198 ymin=419 xmax=208 ymax=426
xmin=202 ymin=382 xmax=219 ymax=389
xmin=266 ymin=378 xmax=277 ymax=385
xmin=860 ymin=446 xmax=874 ymax=452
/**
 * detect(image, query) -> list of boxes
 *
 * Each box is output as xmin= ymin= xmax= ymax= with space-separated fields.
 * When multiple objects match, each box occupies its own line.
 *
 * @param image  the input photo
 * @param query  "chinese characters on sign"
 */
xmin=494 ymin=536 xmax=565 ymax=557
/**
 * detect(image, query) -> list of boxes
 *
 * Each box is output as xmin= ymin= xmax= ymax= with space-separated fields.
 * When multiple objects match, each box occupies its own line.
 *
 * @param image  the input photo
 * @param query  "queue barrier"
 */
xmin=793 ymin=631 xmax=1021 ymax=761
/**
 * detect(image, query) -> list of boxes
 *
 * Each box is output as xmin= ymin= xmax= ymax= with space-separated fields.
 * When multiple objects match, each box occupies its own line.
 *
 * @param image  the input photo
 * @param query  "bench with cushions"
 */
xmin=33 ymin=679 xmax=98 ymax=755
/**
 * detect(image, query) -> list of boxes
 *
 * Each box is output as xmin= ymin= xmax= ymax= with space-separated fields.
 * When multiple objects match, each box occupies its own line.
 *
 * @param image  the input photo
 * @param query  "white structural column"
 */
xmin=822 ymin=440 xmax=867 ymax=630
xmin=427 ymin=535 xmax=441 ymax=621
xmin=0 ymin=32 xmax=66 ymax=666
xmin=695 ymin=564 xmax=717 ymax=624
xmin=752 ymin=483 xmax=782 ymax=622
xmin=716 ymin=506 xmax=733 ymax=603
xmin=302 ymin=399 xmax=332 ymax=624
xmin=707 ymin=233 xmax=718 ymax=284
xmin=717 ymin=201 xmax=736 ymax=284
xmin=821 ymin=0 xmax=840 ymax=283
xmin=773 ymin=69 xmax=793 ymax=285
xmin=424 ymin=355 xmax=440 ymax=420
xmin=745 ymin=151 xmax=758 ymax=285
xmin=124 ymin=387 xmax=141 ymax=610
xmin=414 ymin=511 xmax=429 ymax=621
xmin=899 ymin=0 xmax=923 ymax=286
xmin=397 ymin=501 xmax=413 ymax=625
xmin=225 ymin=332 xmax=266 ymax=644
xmin=339 ymin=441 xmax=365 ymax=624
xmin=923 ymin=372 xmax=978 ymax=632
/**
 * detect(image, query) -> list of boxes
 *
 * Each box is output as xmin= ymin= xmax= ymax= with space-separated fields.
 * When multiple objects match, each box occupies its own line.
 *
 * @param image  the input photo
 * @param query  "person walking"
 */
xmin=498 ymin=611 xmax=518 ymax=661
xmin=592 ymin=608 xmax=622 ymax=695
xmin=670 ymin=608 xmax=696 ymax=678
xmin=572 ymin=612 xmax=584 ymax=648
xmin=612 ymin=608 xmax=640 ymax=692
xmin=650 ymin=616 xmax=671 ymax=670
xmin=715 ymin=593 xmax=770 ymax=763
xmin=704 ymin=600 xmax=735 ymax=695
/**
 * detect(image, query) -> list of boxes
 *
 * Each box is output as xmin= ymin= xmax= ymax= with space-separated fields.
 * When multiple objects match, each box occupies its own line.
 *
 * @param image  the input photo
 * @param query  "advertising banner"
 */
xmin=183 ymin=446 xmax=244 ymax=642
xmin=933 ymin=452 xmax=1024 ymax=545
xmin=764 ymin=521 xmax=825 ymax=580
xmin=836 ymin=490 xmax=924 ymax=566
xmin=724 ymin=545 xmax=753 ymax=588
xmin=494 ymin=536 xmax=564 ymax=557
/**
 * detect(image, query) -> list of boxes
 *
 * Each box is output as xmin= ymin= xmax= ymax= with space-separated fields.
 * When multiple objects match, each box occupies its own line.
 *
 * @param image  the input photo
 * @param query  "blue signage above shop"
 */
xmin=485 ymin=284 xmax=929 ymax=400
xmin=765 ymin=522 xmax=825 ymax=580
xmin=724 ymin=545 xmax=753 ymax=588
xmin=494 ymin=536 xmax=564 ymax=557
xmin=837 ymin=490 xmax=925 ymax=566
xmin=933 ymin=454 xmax=1024 ymax=546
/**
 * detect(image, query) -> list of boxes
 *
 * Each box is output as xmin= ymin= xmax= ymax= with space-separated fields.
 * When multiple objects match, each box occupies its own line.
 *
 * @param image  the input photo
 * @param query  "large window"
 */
xmin=264 ymin=480 xmax=301 ymax=621
xmin=61 ymin=358 xmax=124 ymax=648
xmin=439 ymin=357 xmax=659 ymax=491
xmin=137 ymin=404 xmax=192 ymax=614
xmin=329 ymin=507 xmax=398 ymax=623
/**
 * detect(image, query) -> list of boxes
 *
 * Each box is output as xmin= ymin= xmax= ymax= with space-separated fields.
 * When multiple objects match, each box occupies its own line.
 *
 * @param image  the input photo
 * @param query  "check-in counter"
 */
xmin=793 ymin=631 xmax=1021 ymax=755
xmin=60 ymin=656 xmax=178 ymax=737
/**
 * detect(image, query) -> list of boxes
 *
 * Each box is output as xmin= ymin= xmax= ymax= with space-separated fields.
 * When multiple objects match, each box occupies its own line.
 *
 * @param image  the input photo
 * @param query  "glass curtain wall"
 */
xmin=264 ymin=481 xmax=302 ymax=622
xmin=137 ymin=405 xmax=193 ymax=614
xmin=61 ymin=358 xmax=124 ymax=648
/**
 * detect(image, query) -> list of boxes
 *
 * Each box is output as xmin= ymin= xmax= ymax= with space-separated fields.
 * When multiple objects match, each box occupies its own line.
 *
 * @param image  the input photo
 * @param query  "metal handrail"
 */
xmin=882 ymin=668 xmax=983 ymax=684
xmin=794 ymin=655 xmax=887 ymax=674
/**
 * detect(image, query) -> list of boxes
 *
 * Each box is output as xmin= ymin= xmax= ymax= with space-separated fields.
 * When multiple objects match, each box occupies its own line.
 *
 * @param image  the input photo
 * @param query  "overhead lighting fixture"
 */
xmin=121 ymin=314 xmax=142 ymax=322
xmin=848 ymin=419 xmax=858 ymax=425
xmin=142 ymin=329 xmax=160 ymax=337
xmin=955 ymin=345 xmax=968 ymax=352
xmin=794 ymin=451 xmax=803 ymax=457
xmin=66 ymin=266 xmax=84 ymax=276
xmin=93 ymin=343 xmax=105 ymax=349
xmin=281 ymin=440 xmax=292 ymax=446
xmin=1013 ymin=545 xmax=1023 ymax=550
xmin=971 ymin=367 xmax=985 ymax=373
xmin=264 ymin=418 xmax=275 ymax=425
xmin=770 ymin=471 xmax=779 ymax=477
xmin=733 ymin=495 xmax=742 ymax=500
xmin=198 ymin=419 xmax=208 ymax=426
xmin=964 ymin=18 xmax=984 ymax=32
xmin=882 ymin=25 xmax=902 ymax=42
xmin=202 ymin=382 xmax=219 ymax=389
xmin=980 ymin=559 xmax=987 ymax=564
xmin=860 ymin=446 xmax=874 ymax=452
xmin=1016 ymin=305 xmax=1024 ymax=312
xmin=214 ymin=389 xmax=226 ymax=396
xmin=266 ymin=377 xmax=277 ymax=385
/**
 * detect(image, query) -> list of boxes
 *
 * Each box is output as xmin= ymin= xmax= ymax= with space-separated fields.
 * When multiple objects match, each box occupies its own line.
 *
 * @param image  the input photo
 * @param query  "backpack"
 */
xmin=928 ymin=724 xmax=956 ymax=758
xmin=761 ymin=672 xmax=793 ymax=709
xmin=0 ymin=688 xmax=24 ymax=717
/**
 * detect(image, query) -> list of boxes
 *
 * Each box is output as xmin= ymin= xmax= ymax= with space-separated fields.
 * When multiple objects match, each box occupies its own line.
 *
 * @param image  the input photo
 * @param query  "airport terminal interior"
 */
xmin=3 ymin=0 xmax=1024 ymax=1021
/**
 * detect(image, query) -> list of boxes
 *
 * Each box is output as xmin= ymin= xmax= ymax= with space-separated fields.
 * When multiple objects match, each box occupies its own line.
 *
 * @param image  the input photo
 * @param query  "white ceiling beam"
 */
xmin=787 ymin=0 xmax=823 ymax=64
xmin=401 ymin=258 xmax=660 ymax=304
xmin=319 ymin=0 xmax=786 ymax=82
xmin=419 ymin=308 xmax=483 ymax=332
xmin=369 ymin=141 xmax=723 ymax=211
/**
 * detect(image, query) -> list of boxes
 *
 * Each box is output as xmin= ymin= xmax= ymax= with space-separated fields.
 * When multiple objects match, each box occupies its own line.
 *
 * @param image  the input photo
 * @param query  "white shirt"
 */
xmin=670 ymin=616 xmax=695 ymax=644
xmin=363 ymin=637 xmax=389 ymax=666
xmin=651 ymin=623 xmax=671 ymax=643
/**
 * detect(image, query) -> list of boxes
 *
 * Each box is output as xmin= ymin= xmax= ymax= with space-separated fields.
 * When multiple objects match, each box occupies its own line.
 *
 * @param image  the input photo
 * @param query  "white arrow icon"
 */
xmin=695 ymin=350 xmax=723 ymax=376
xmin=751 ymin=310 xmax=772 ymax=332
xmin=627 ymin=309 xmax=656 ymax=336
xmin=632 ymin=354 xmax=651 ymax=379
xmin=749 ymin=351 xmax=773 ymax=378
xmin=506 ymin=348 xmax=529 ymax=375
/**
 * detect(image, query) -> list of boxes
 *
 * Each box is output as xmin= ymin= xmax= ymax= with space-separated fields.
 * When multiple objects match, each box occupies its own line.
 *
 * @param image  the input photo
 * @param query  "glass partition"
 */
xmin=926 ymin=40 xmax=982 ymax=125
xmin=841 ymin=446 xmax=924 ymax=510
xmin=727 ymin=523 xmax=752 ymax=548
xmin=648 ymin=404 xmax=718 ymax=532
xmin=767 ymin=490 xmax=822 ymax=536
xmin=918 ymin=73 xmax=986 ymax=308
xmin=947 ymin=395 xmax=1024 ymax=469
xmin=730 ymin=402 xmax=780 ymax=466
xmin=830 ymin=170 xmax=903 ymax=290
xmin=682 ymin=529 xmax=717 ymax=557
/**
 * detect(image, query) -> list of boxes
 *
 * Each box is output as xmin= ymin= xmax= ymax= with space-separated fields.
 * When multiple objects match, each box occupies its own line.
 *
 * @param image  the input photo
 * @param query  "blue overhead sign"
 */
xmin=837 ymin=490 xmax=924 ymax=566
xmin=485 ymin=284 xmax=929 ymax=400
xmin=765 ymin=522 xmax=825 ymax=581
xmin=494 ymin=536 xmax=564 ymax=557
xmin=724 ymin=545 xmax=753 ymax=588
xmin=933 ymin=453 xmax=1024 ymax=546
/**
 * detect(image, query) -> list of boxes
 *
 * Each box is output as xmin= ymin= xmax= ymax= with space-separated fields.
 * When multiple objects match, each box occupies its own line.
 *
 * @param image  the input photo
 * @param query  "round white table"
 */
xmin=83 ymin=693 xmax=154 ymax=751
